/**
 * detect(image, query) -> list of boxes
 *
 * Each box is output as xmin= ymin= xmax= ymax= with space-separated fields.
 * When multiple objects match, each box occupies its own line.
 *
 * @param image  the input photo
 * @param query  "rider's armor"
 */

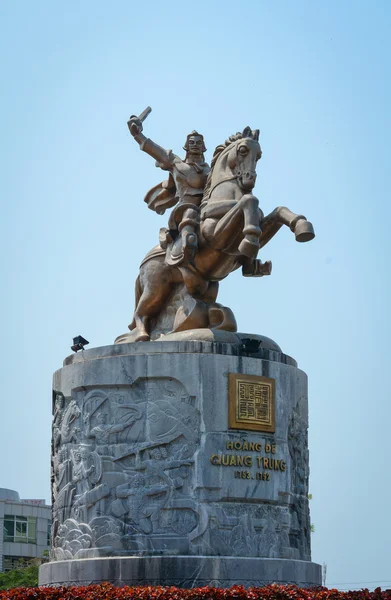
xmin=137 ymin=135 xmax=210 ymax=266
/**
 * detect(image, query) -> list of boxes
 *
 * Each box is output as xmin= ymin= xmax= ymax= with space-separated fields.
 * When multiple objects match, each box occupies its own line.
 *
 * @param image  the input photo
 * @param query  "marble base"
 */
xmin=44 ymin=338 xmax=319 ymax=588
xmin=39 ymin=555 xmax=322 ymax=588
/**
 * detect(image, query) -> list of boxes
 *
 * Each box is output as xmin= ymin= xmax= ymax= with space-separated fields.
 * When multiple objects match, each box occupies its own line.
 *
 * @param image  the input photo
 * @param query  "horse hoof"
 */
xmin=262 ymin=260 xmax=272 ymax=275
xmin=135 ymin=333 xmax=150 ymax=342
xmin=239 ymin=237 xmax=259 ymax=258
xmin=242 ymin=259 xmax=272 ymax=277
xmin=295 ymin=219 xmax=315 ymax=243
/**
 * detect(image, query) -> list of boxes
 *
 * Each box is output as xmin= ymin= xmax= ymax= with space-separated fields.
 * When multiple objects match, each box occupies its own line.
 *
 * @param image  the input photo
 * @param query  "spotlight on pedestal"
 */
xmin=241 ymin=338 xmax=261 ymax=353
xmin=71 ymin=335 xmax=89 ymax=353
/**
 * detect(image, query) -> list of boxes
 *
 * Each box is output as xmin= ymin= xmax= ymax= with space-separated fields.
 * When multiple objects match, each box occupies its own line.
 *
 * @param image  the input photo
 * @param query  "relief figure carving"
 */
xmin=111 ymin=472 xmax=172 ymax=535
xmin=71 ymin=445 xmax=102 ymax=498
xmin=58 ymin=399 xmax=81 ymax=446
xmin=50 ymin=378 xmax=203 ymax=559
xmin=53 ymin=394 xmax=81 ymax=449
xmin=84 ymin=407 xmax=142 ymax=445
xmin=288 ymin=404 xmax=309 ymax=497
xmin=52 ymin=447 xmax=71 ymax=503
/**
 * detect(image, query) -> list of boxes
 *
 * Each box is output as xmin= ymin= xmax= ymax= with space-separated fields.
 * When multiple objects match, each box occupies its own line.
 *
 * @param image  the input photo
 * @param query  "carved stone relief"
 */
xmin=288 ymin=399 xmax=309 ymax=497
xmin=201 ymin=503 xmax=305 ymax=560
xmin=51 ymin=377 xmax=205 ymax=560
xmin=288 ymin=399 xmax=311 ymax=560
xmin=51 ymin=379 xmax=311 ymax=561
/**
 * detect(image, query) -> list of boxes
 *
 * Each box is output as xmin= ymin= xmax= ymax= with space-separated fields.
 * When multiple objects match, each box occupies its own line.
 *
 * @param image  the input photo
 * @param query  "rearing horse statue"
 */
xmin=116 ymin=122 xmax=314 ymax=344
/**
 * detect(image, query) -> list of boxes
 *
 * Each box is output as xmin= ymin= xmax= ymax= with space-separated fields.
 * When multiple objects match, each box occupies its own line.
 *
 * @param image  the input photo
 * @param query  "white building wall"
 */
xmin=0 ymin=488 xmax=51 ymax=572
xmin=0 ymin=516 xmax=4 ymax=572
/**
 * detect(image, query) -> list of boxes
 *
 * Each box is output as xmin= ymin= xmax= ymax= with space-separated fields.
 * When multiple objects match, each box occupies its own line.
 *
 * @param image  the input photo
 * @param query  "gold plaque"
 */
xmin=228 ymin=373 xmax=275 ymax=432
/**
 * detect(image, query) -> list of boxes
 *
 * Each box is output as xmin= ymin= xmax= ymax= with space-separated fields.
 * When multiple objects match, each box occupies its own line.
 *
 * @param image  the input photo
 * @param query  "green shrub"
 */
xmin=0 ymin=563 xmax=38 ymax=591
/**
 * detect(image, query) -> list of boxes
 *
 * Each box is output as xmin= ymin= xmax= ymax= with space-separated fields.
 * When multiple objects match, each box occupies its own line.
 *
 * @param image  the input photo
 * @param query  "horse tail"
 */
xmin=129 ymin=275 xmax=143 ymax=330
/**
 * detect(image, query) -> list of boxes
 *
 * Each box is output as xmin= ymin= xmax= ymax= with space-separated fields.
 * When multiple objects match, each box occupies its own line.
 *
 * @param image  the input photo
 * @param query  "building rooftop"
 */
xmin=0 ymin=488 xmax=20 ymax=502
xmin=0 ymin=488 xmax=48 ymax=506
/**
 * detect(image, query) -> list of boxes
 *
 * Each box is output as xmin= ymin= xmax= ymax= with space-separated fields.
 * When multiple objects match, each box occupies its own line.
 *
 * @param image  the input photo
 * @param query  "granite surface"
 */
xmin=40 ymin=556 xmax=322 ymax=587
xmin=41 ymin=340 xmax=319 ymax=587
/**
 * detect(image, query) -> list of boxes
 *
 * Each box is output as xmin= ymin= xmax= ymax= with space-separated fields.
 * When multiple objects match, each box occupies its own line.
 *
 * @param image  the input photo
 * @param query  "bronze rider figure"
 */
xmin=128 ymin=115 xmax=210 ymax=266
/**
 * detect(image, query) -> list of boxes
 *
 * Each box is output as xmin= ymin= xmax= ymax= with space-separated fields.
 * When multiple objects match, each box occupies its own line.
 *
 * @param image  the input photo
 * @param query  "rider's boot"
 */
xmin=181 ymin=227 xmax=198 ymax=262
xmin=179 ymin=208 xmax=200 ymax=262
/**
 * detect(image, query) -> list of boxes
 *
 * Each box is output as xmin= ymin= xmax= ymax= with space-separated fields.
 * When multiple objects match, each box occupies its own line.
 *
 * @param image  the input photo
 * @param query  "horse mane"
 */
xmin=202 ymin=128 xmax=260 ymax=203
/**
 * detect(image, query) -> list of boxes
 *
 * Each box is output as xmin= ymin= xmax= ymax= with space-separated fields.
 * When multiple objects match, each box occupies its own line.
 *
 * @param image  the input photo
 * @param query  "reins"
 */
xmin=207 ymin=173 xmax=240 ymax=197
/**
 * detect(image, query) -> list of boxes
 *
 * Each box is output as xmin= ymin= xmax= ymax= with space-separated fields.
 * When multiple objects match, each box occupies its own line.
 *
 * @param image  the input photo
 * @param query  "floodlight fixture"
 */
xmin=241 ymin=338 xmax=261 ymax=354
xmin=71 ymin=335 xmax=89 ymax=353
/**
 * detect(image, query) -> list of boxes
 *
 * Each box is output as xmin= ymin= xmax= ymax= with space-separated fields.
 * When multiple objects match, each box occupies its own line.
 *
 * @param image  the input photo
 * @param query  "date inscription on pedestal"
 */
xmin=228 ymin=373 xmax=275 ymax=433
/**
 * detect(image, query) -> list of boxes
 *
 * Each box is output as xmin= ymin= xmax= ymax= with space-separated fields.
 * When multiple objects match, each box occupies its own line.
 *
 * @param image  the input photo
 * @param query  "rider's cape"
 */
xmin=144 ymin=173 xmax=178 ymax=215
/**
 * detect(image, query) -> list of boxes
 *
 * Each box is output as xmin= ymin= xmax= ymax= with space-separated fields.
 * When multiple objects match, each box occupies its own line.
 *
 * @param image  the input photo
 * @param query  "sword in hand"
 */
xmin=127 ymin=106 xmax=152 ymax=137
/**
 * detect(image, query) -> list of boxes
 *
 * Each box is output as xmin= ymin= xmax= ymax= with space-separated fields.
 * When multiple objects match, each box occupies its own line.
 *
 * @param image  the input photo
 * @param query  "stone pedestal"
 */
xmin=39 ymin=339 xmax=321 ymax=587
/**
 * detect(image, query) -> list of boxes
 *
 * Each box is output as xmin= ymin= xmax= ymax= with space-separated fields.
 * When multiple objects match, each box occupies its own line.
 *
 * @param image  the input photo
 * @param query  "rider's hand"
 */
xmin=128 ymin=117 xmax=143 ymax=137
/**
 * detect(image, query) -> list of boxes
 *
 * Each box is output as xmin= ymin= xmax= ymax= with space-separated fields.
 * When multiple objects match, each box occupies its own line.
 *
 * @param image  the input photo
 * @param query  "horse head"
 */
xmin=205 ymin=127 xmax=262 ymax=199
xmin=62 ymin=400 xmax=81 ymax=428
xmin=226 ymin=126 xmax=262 ymax=190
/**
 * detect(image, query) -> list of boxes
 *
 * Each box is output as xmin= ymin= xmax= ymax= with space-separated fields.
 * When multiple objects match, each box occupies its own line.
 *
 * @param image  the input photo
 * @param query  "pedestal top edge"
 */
xmin=63 ymin=339 xmax=297 ymax=368
xmin=44 ymin=555 xmax=317 ymax=566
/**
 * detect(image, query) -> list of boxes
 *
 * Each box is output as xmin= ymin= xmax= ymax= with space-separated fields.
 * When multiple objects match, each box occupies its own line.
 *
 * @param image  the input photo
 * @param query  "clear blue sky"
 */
xmin=1 ymin=0 xmax=390 ymax=591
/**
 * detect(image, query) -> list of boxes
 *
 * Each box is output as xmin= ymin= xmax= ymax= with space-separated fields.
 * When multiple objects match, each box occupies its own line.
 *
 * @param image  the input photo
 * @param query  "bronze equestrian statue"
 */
xmin=116 ymin=108 xmax=315 ymax=343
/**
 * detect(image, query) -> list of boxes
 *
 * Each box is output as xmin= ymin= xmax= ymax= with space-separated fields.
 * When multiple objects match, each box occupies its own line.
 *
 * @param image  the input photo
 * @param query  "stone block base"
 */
xmin=39 ymin=556 xmax=322 ymax=588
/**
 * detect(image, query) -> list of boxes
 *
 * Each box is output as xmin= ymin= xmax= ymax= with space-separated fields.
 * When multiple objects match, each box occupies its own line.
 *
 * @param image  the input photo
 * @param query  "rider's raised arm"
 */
xmin=128 ymin=116 xmax=174 ymax=170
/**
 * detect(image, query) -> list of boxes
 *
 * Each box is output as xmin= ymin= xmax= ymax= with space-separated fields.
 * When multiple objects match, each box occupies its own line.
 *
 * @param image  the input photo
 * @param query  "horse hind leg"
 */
xmin=130 ymin=289 xmax=158 ymax=342
xmin=131 ymin=306 xmax=151 ymax=342
xmin=129 ymin=263 xmax=174 ymax=342
xmin=128 ymin=275 xmax=143 ymax=331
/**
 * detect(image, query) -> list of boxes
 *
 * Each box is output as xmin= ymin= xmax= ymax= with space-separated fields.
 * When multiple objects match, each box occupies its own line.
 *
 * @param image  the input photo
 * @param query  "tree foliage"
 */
xmin=0 ymin=563 xmax=39 ymax=591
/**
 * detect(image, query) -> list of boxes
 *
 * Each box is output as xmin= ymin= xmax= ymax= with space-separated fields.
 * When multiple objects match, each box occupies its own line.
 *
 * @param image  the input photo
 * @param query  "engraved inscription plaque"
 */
xmin=228 ymin=373 xmax=275 ymax=432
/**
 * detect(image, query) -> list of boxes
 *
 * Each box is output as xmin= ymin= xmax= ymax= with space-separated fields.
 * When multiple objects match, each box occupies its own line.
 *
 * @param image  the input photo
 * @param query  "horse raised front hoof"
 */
xmin=294 ymin=219 xmax=315 ymax=243
xmin=242 ymin=259 xmax=272 ymax=277
xmin=238 ymin=237 xmax=260 ymax=258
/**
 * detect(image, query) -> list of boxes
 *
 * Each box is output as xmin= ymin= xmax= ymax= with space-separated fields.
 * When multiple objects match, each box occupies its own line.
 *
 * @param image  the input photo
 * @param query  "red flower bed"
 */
xmin=0 ymin=584 xmax=390 ymax=600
